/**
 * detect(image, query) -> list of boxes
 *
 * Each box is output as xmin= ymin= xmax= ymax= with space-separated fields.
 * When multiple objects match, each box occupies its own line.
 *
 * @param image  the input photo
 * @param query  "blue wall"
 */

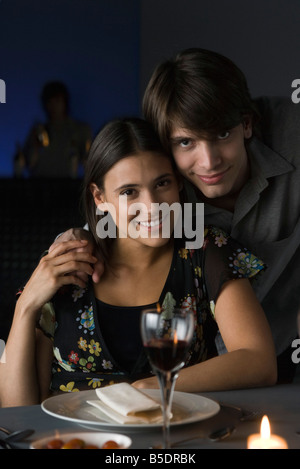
xmin=0 ymin=0 xmax=141 ymax=176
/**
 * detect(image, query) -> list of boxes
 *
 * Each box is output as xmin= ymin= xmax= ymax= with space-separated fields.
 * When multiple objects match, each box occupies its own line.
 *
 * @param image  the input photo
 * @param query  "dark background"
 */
xmin=140 ymin=0 xmax=300 ymax=100
xmin=1 ymin=0 xmax=300 ymax=339
xmin=0 ymin=0 xmax=140 ymax=176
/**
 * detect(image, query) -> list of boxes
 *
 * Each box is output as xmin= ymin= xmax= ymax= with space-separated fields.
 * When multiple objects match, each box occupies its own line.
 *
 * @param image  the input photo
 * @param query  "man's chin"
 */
xmin=194 ymin=183 xmax=230 ymax=200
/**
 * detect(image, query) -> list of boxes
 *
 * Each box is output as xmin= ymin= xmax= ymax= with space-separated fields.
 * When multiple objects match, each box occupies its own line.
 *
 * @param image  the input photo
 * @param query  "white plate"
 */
xmin=30 ymin=431 xmax=132 ymax=449
xmin=41 ymin=389 xmax=220 ymax=430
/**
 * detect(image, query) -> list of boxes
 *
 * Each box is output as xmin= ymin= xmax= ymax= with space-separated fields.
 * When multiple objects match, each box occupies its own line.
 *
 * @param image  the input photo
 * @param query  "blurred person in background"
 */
xmin=14 ymin=81 xmax=92 ymax=178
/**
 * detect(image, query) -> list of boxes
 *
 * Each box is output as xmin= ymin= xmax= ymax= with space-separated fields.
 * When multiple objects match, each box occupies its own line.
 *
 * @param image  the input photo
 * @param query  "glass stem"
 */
xmin=156 ymin=369 xmax=178 ymax=449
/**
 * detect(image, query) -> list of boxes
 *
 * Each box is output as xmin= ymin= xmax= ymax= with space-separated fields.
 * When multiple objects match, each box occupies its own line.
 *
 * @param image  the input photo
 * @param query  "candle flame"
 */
xmin=260 ymin=415 xmax=271 ymax=439
xmin=156 ymin=303 xmax=161 ymax=313
xmin=173 ymin=330 xmax=178 ymax=345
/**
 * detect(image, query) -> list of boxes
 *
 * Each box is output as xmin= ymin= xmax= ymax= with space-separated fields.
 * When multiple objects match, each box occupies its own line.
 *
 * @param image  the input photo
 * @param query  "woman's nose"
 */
xmin=143 ymin=190 xmax=159 ymax=209
xmin=136 ymin=191 xmax=160 ymax=219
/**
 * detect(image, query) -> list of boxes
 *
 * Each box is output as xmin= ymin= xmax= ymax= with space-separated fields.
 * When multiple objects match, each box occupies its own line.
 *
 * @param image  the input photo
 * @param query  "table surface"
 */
xmin=0 ymin=383 xmax=299 ymax=450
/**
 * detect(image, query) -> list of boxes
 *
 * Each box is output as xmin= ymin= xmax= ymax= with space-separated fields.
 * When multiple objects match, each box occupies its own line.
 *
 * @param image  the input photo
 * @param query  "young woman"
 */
xmin=0 ymin=118 xmax=276 ymax=407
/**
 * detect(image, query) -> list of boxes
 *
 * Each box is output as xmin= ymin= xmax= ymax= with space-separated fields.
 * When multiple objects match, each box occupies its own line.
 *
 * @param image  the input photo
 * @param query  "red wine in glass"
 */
xmin=141 ymin=308 xmax=194 ymax=449
xmin=144 ymin=337 xmax=190 ymax=372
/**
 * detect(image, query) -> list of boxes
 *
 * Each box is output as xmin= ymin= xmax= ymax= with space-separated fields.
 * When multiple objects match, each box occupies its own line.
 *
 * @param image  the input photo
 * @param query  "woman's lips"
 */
xmin=195 ymin=169 xmax=229 ymax=185
xmin=135 ymin=213 xmax=170 ymax=232
xmin=138 ymin=218 xmax=161 ymax=228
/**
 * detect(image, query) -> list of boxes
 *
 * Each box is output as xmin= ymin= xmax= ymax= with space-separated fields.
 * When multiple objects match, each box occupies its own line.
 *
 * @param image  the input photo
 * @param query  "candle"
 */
xmin=247 ymin=415 xmax=288 ymax=449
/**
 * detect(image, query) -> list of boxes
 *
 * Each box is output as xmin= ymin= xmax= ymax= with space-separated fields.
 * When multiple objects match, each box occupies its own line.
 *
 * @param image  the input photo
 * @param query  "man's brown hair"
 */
xmin=143 ymin=48 xmax=259 ymax=151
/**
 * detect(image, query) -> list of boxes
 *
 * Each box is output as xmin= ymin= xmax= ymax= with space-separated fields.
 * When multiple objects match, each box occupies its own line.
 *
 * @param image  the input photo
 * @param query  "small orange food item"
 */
xmin=61 ymin=438 xmax=85 ymax=449
xmin=45 ymin=437 xmax=120 ymax=449
xmin=101 ymin=440 xmax=120 ymax=449
xmin=46 ymin=438 xmax=64 ymax=449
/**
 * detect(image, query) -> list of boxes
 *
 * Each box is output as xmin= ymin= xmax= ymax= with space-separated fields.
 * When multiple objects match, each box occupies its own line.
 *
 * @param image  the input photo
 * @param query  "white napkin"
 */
xmin=87 ymin=382 xmax=163 ymax=424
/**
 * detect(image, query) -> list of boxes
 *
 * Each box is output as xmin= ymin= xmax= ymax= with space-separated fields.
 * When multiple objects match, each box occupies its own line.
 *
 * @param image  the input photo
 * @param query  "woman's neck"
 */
xmin=94 ymin=238 xmax=174 ymax=307
xmin=108 ymin=238 xmax=174 ymax=272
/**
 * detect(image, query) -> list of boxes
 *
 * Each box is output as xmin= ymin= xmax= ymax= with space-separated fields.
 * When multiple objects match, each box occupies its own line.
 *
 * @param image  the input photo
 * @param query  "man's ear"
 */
xmin=243 ymin=114 xmax=253 ymax=139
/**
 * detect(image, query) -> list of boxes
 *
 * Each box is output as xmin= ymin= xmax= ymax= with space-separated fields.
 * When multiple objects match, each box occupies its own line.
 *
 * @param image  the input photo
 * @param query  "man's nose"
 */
xmin=194 ymin=142 xmax=222 ymax=171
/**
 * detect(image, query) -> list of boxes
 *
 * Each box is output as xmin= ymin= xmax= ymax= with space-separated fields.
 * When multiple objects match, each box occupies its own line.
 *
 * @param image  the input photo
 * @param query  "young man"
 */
xmin=142 ymin=48 xmax=300 ymax=382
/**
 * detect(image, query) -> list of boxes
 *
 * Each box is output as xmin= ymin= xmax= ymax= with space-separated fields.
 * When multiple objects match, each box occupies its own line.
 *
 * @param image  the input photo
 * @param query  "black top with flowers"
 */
xmin=38 ymin=226 xmax=265 ymax=393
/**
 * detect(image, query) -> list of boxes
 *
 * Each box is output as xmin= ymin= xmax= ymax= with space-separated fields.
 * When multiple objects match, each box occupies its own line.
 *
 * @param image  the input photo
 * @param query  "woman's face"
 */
xmin=91 ymin=151 xmax=181 ymax=248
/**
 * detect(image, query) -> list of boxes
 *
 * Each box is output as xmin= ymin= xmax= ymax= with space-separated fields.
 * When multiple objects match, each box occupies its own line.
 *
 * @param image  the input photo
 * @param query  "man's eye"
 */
xmin=156 ymin=178 xmax=171 ymax=188
xmin=217 ymin=131 xmax=230 ymax=140
xmin=179 ymin=139 xmax=192 ymax=148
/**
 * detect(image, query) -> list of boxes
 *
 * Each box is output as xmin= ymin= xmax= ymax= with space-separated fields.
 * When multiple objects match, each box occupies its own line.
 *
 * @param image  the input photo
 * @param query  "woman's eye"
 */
xmin=120 ymin=189 xmax=135 ymax=196
xmin=217 ymin=131 xmax=230 ymax=140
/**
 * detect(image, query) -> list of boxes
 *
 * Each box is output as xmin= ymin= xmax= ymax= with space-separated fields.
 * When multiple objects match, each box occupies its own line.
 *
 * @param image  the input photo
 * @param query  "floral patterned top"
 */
xmin=38 ymin=226 xmax=265 ymax=393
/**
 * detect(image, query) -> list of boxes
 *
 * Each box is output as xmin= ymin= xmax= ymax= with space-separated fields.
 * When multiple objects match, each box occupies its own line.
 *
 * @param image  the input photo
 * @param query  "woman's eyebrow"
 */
xmin=114 ymin=173 xmax=173 ymax=192
xmin=114 ymin=183 xmax=140 ymax=192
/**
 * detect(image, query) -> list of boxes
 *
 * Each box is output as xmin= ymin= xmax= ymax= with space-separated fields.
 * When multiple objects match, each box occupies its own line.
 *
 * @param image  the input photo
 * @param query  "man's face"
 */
xmin=170 ymin=122 xmax=252 ymax=200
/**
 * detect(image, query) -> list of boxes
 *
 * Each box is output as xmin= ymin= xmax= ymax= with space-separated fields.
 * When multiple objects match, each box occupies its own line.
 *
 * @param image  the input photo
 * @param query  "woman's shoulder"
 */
xmin=202 ymin=225 xmax=265 ymax=280
xmin=175 ymin=225 xmax=230 ymax=254
xmin=204 ymin=225 xmax=229 ymax=240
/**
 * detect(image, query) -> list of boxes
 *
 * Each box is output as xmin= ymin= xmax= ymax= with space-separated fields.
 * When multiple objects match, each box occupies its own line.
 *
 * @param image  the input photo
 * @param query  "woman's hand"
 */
xmin=18 ymin=240 xmax=97 ymax=315
xmin=49 ymin=228 xmax=104 ymax=283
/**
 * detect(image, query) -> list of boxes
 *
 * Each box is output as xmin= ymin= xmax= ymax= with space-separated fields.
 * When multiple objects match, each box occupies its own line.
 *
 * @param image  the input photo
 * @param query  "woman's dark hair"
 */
xmin=143 ymin=48 xmax=260 ymax=151
xmin=82 ymin=117 xmax=174 ymax=262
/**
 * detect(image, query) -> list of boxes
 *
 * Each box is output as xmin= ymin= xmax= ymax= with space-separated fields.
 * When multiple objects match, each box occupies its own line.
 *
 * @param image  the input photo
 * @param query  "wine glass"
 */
xmin=140 ymin=307 xmax=194 ymax=449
